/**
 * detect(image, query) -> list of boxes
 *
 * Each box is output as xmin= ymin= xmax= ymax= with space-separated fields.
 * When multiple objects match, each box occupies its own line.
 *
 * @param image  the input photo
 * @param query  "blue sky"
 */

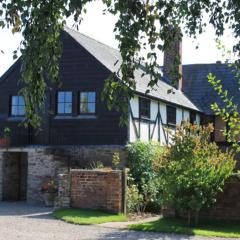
xmin=0 ymin=1 xmax=236 ymax=77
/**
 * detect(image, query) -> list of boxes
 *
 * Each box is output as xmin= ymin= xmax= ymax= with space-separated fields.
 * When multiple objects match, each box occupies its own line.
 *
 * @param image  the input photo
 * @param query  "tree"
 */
xmin=1 ymin=0 xmax=240 ymax=127
xmin=160 ymin=123 xmax=235 ymax=225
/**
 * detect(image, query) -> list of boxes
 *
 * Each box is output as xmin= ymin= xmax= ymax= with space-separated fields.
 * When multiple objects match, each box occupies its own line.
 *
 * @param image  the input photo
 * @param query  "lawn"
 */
xmin=53 ymin=208 xmax=127 ymax=225
xmin=129 ymin=218 xmax=240 ymax=238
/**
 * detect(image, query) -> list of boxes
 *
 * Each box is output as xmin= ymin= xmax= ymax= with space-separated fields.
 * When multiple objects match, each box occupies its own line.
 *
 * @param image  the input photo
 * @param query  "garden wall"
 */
xmin=55 ymin=169 xmax=126 ymax=213
xmin=0 ymin=145 xmax=126 ymax=205
xmin=200 ymin=176 xmax=240 ymax=220
xmin=163 ymin=176 xmax=240 ymax=220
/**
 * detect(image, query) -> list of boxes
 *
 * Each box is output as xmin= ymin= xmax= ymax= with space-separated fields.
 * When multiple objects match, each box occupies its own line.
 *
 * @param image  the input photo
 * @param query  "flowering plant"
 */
xmin=41 ymin=180 xmax=57 ymax=194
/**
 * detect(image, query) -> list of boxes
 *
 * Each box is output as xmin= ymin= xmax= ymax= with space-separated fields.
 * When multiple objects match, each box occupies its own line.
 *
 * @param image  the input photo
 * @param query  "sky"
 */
xmin=0 ymin=1 xmax=236 ymax=77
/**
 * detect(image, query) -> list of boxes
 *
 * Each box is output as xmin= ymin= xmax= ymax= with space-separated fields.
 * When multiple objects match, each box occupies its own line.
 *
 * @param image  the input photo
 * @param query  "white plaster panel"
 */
xmin=130 ymin=96 xmax=139 ymax=118
xmin=140 ymin=122 xmax=149 ymax=142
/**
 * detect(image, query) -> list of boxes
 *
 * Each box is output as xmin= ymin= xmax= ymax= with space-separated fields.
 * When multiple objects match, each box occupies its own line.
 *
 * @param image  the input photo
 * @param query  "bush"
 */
xmin=127 ymin=174 xmax=144 ymax=213
xmin=160 ymin=123 xmax=236 ymax=225
xmin=126 ymin=141 xmax=164 ymax=213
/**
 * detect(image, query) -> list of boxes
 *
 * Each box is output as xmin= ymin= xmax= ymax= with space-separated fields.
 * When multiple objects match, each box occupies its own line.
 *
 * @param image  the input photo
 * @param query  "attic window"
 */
xmin=139 ymin=97 xmax=150 ymax=119
xmin=167 ymin=105 xmax=176 ymax=126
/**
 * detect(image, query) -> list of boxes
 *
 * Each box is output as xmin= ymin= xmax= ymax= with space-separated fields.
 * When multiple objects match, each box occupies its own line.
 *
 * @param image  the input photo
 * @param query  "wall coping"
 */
xmin=70 ymin=169 xmax=123 ymax=173
xmin=0 ymin=144 xmax=126 ymax=153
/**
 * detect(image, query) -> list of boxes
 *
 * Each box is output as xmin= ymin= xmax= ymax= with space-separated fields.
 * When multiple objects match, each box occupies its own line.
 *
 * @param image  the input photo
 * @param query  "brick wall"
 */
xmin=163 ymin=176 xmax=240 ymax=220
xmin=200 ymin=176 xmax=240 ymax=220
xmin=70 ymin=169 xmax=123 ymax=213
xmin=0 ymin=145 xmax=126 ymax=205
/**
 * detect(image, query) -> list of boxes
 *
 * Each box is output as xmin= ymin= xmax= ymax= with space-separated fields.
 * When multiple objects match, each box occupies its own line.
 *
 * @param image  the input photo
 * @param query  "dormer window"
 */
xmin=11 ymin=96 xmax=25 ymax=117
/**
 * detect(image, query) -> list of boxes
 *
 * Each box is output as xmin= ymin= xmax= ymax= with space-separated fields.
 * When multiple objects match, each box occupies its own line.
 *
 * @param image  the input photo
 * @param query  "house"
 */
xmin=182 ymin=63 xmax=240 ymax=143
xmin=0 ymin=27 xmax=234 ymax=205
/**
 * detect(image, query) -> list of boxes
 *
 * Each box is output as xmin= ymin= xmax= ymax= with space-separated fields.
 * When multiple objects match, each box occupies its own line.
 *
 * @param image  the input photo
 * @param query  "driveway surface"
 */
xmin=0 ymin=202 xmax=235 ymax=240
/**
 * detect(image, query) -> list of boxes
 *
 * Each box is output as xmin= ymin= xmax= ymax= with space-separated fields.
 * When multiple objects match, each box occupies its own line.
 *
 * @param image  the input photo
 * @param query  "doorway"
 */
xmin=2 ymin=152 xmax=28 ymax=201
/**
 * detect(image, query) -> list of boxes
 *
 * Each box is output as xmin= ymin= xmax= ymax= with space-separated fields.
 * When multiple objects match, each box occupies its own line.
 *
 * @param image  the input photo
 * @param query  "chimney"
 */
xmin=163 ymin=26 xmax=182 ymax=91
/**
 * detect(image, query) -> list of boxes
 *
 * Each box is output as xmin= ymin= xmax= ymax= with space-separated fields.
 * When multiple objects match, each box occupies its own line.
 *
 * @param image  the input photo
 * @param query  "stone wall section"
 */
xmin=48 ymin=145 xmax=126 ymax=168
xmin=27 ymin=148 xmax=68 ymax=205
xmin=54 ymin=173 xmax=71 ymax=209
xmin=70 ymin=169 xmax=123 ymax=213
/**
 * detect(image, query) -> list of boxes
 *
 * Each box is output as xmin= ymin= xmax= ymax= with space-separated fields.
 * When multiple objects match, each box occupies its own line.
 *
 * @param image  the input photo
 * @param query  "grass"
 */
xmin=129 ymin=218 xmax=240 ymax=238
xmin=53 ymin=208 xmax=127 ymax=225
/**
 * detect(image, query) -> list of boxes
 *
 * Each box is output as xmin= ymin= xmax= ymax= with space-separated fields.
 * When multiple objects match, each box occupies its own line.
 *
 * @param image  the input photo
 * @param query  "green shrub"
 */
xmin=112 ymin=152 xmax=121 ymax=169
xmin=126 ymin=141 xmax=164 ymax=213
xmin=127 ymin=174 xmax=144 ymax=213
xmin=160 ymin=123 xmax=236 ymax=225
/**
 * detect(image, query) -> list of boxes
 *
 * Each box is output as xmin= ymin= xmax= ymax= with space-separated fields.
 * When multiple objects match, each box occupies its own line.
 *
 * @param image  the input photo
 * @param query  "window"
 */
xmin=57 ymin=91 xmax=72 ymax=114
xmin=190 ymin=111 xmax=196 ymax=124
xmin=11 ymin=96 xmax=25 ymax=116
xmin=139 ymin=97 xmax=150 ymax=119
xmin=79 ymin=92 xmax=96 ymax=114
xmin=167 ymin=105 xmax=176 ymax=125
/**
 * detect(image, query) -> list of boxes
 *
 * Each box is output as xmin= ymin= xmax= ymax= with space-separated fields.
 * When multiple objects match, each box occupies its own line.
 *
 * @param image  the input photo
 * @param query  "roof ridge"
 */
xmin=64 ymin=26 xmax=120 ymax=53
xmin=182 ymin=63 xmax=228 ymax=66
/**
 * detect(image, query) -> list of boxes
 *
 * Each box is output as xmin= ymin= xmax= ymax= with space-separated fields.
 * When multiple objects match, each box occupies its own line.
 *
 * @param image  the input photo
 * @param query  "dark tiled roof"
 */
xmin=182 ymin=63 xmax=240 ymax=115
xmin=65 ymin=27 xmax=200 ymax=111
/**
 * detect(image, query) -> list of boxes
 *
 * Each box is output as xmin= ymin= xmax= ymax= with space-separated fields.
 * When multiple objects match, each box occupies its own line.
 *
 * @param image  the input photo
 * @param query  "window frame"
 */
xmin=139 ymin=97 xmax=151 ymax=119
xmin=10 ymin=95 xmax=26 ymax=117
xmin=79 ymin=91 xmax=97 ymax=115
xmin=166 ymin=105 xmax=177 ymax=126
xmin=56 ymin=91 xmax=73 ymax=115
xmin=190 ymin=111 xmax=197 ymax=124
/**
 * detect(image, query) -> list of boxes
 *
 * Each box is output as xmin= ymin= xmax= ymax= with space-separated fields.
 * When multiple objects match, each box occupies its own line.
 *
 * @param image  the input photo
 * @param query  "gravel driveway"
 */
xmin=0 ymin=202 xmax=233 ymax=240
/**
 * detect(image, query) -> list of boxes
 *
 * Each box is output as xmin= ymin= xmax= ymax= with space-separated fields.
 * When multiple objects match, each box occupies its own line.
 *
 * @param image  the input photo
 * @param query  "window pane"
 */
xmin=58 ymin=92 xmax=65 ymax=103
xmin=167 ymin=106 xmax=176 ymax=125
xmin=88 ymin=103 xmax=96 ymax=113
xmin=11 ymin=96 xmax=26 ymax=116
xmin=140 ymin=98 xmax=150 ymax=118
xmin=12 ymin=96 xmax=18 ymax=105
xmin=57 ymin=91 xmax=72 ymax=114
xmin=18 ymin=96 xmax=25 ymax=105
xmin=11 ymin=106 xmax=18 ymax=116
xmin=18 ymin=106 xmax=25 ymax=116
xmin=88 ymin=92 xmax=96 ymax=102
xmin=80 ymin=102 xmax=88 ymax=113
xmin=80 ymin=92 xmax=88 ymax=103
xmin=190 ymin=112 xmax=196 ymax=124
xmin=65 ymin=103 xmax=72 ymax=114
xmin=65 ymin=92 xmax=72 ymax=102
xmin=57 ymin=103 xmax=65 ymax=114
